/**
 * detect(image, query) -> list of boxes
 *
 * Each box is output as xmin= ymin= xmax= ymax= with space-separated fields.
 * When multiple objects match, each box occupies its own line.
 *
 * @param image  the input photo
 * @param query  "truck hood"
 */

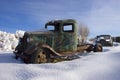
xmin=27 ymin=29 xmax=54 ymax=35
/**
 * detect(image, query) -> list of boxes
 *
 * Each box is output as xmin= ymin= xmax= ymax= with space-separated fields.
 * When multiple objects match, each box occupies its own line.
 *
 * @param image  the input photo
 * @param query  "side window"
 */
xmin=63 ymin=24 xmax=74 ymax=32
xmin=47 ymin=25 xmax=55 ymax=31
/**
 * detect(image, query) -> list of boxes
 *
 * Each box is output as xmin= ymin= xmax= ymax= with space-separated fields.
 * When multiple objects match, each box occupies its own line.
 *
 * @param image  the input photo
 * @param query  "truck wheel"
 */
xmin=30 ymin=49 xmax=48 ymax=63
xmin=94 ymin=43 xmax=103 ymax=52
xmin=86 ymin=45 xmax=93 ymax=52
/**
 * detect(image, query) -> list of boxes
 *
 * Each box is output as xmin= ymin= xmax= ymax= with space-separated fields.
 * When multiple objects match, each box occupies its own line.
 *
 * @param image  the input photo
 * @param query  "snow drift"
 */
xmin=0 ymin=45 xmax=120 ymax=80
xmin=0 ymin=30 xmax=120 ymax=80
xmin=0 ymin=30 xmax=25 ymax=51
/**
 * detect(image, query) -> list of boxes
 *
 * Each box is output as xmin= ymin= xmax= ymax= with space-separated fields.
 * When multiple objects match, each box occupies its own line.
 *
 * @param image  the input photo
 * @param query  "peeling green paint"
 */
xmin=20 ymin=19 xmax=78 ymax=53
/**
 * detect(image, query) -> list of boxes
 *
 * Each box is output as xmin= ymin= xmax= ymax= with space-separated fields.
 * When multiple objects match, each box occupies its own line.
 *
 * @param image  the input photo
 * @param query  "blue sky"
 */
xmin=0 ymin=0 xmax=120 ymax=37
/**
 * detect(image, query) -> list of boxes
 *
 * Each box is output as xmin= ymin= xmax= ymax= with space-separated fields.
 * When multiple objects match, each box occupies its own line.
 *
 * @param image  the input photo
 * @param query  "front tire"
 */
xmin=30 ymin=49 xmax=48 ymax=64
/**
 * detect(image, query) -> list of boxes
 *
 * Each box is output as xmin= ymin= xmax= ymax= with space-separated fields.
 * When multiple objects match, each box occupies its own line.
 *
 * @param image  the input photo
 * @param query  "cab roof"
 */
xmin=46 ymin=19 xmax=77 ymax=25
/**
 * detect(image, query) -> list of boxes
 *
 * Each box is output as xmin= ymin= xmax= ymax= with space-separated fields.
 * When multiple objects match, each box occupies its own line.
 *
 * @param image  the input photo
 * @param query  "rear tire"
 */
xmin=86 ymin=45 xmax=94 ymax=52
xmin=94 ymin=43 xmax=103 ymax=52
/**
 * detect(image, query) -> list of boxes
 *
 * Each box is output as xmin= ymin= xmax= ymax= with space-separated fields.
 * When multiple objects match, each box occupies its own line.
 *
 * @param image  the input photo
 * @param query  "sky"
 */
xmin=0 ymin=0 xmax=120 ymax=37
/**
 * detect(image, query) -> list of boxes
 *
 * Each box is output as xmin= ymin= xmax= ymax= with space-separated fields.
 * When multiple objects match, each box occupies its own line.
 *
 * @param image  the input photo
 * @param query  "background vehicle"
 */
xmin=14 ymin=19 xmax=103 ymax=63
xmin=95 ymin=35 xmax=113 ymax=46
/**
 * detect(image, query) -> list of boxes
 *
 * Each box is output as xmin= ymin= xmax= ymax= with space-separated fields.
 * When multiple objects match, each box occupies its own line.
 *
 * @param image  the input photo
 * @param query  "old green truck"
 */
xmin=13 ymin=19 xmax=102 ymax=63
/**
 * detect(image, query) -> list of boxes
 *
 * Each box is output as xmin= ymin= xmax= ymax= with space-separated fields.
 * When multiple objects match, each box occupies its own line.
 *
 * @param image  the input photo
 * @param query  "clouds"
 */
xmin=22 ymin=0 xmax=120 ymax=37
xmin=83 ymin=0 xmax=120 ymax=37
xmin=21 ymin=0 xmax=92 ymax=23
xmin=0 ymin=0 xmax=120 ymax=37
xmin=0 ymin=0 xmax=93 ymax=32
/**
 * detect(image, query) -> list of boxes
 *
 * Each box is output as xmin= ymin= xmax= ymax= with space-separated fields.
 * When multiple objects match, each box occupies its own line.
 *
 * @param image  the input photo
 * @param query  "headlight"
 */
xmin=106 ymin=39 xmax=110 ymax=41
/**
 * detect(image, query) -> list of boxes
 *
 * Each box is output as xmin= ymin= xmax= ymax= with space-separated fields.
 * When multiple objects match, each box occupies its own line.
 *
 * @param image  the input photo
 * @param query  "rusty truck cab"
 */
xmin=45 ymin=19 xmax=78 ymax=53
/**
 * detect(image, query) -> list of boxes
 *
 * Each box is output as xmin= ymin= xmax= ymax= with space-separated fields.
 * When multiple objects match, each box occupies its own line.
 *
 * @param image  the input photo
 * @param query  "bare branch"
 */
xmin=78 ymin=23 xmax=89 ymax=44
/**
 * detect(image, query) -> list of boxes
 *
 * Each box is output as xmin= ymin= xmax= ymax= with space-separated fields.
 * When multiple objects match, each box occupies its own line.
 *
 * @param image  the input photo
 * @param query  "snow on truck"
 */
xmin=13 ymin=19 xmax=103 ymax=63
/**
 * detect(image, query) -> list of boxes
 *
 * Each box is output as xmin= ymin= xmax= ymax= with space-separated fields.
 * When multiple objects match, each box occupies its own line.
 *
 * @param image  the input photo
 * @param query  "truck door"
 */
xmin=60 ymin=23 xmax=77 ymax=52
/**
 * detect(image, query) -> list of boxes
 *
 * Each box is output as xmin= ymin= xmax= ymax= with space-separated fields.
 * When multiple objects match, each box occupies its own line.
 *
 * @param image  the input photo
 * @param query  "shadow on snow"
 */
xmin=0 ymin=53 xmax=22 ymax=63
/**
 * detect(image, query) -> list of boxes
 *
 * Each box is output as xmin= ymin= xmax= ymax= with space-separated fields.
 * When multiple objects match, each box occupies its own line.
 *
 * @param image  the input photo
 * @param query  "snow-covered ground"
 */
xmin=0 ymin=43 xmax=120 ymax=80
xmin=0 ymin=31 xmax=120 ymax=80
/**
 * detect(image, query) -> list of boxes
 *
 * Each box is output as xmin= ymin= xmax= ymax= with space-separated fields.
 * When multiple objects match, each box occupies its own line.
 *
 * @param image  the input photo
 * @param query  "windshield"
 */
xmin=97 ymin=35 xmax=110 ymax=40
xmin=46 ymin=23 xmax=60 ymax=32
xmin=46 ymin=25 xmax=55 ymax=31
